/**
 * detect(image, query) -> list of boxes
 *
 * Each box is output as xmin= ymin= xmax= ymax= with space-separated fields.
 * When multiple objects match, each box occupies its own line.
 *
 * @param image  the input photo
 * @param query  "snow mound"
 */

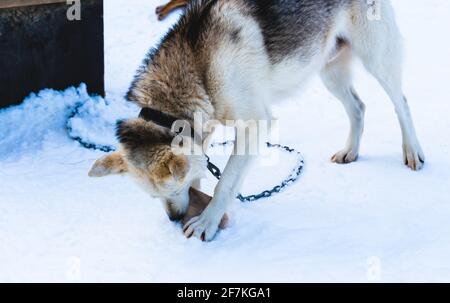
xmin=0 ymin=84 xmax=137 ymax=159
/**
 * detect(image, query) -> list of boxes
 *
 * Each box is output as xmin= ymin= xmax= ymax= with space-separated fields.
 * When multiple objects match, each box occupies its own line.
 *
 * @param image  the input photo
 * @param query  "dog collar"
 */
xmin=139 ymin=107 xmax=198 ymax=140
xmin=139 ymin=107 xmax=181 ymax=131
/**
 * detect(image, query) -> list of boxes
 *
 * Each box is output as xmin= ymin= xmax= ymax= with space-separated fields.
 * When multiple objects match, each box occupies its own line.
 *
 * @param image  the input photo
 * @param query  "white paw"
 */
xmin=331 ymin=149 xmax=359 ymax=164
xmin=183 ymin=211 xmax=222 ymax=242
xmin=403 ymin=144 xmax=425 ymax=171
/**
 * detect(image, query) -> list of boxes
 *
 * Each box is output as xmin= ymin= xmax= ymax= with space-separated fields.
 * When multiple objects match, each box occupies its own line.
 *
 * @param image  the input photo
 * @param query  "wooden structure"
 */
xmin=0 ymin=0 xmax=104 ymax=108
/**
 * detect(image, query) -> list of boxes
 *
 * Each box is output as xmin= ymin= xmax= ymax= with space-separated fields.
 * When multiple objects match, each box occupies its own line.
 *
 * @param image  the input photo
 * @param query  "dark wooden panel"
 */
xmin=0 ymin=1 xmax=66 ymax=9
xmin=0 ymin=0 xmax=104 ymax=108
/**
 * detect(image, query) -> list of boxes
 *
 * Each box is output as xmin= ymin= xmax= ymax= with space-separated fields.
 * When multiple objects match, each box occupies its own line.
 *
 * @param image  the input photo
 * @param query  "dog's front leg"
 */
xmin=183 ymin=140 xmax=255 ymax=241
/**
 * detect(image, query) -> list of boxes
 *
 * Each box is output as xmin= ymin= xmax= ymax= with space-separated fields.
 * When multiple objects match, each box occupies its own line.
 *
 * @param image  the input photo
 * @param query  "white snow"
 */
xmin=1 ymin=0 xmax=450 ymax=282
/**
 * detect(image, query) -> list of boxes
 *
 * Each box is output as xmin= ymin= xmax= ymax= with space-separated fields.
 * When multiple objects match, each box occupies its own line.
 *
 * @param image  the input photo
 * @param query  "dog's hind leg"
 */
xmin=155 ymin=0 xmax=188 ymax=20
xmin=321 ymin=42 xmax=365 ymax=164
xmin=351 ymin=1 xmax=425 ymax=170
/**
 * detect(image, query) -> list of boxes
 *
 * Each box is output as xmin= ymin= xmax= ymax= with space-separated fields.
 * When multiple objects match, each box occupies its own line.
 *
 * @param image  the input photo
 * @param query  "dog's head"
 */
xmin=89 ymin=118 xmax=206 ymax=210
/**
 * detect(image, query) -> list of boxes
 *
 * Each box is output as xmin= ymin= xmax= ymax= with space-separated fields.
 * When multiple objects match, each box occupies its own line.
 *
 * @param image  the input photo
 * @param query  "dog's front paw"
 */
xmin=331 ymin=149 xmax=358 ymax=164
xmin=403 ymin=144 xmax=425 ymax=171
xmin=183 ymin=211 xmax=222 ymax=242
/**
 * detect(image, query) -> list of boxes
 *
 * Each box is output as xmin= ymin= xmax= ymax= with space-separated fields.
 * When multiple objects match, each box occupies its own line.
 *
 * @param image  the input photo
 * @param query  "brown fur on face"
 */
xmin=115 ymin=118 xmax=187 ymax=188
xmin=89 ymin=118 xmax=204 ymax=201
xmin=143 ymin=147 xmax=189 ymax=187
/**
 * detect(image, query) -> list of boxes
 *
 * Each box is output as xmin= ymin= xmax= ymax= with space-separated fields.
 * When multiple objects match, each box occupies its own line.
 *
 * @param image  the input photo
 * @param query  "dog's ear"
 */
xmin=116 ymin=119 xmax=146 ymax=150
xmin=116 ymin=119 xmax=171 ymax=149
xmin=168 ymin=154 xmax=189 ymax=182
xmin=88 ymin=152 xmax=128 ymax=177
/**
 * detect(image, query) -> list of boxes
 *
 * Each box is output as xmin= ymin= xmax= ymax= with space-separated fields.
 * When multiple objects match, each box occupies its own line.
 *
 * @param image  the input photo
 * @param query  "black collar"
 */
xmin=139 ymin=107 xmax=204 ymax=148
xmin=139 ymin=107 xmax=196 ymax=138
xmin=139 ymin=107 xmax=180 ymax=130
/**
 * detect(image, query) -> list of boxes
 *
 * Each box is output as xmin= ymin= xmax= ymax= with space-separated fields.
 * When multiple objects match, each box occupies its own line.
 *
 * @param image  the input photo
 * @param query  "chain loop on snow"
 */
xmin=206 ymin=141 xmax=305 ymax=203
xmin=66 ymin=102 xmax=117 ymax=153
xmin=66 ymin=102 xmax=305 ymax=203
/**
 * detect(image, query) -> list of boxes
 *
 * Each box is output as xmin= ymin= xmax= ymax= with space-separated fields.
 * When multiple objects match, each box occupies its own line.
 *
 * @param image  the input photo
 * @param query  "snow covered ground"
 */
xmin=1 ymin=0 xmax=450 ymax=282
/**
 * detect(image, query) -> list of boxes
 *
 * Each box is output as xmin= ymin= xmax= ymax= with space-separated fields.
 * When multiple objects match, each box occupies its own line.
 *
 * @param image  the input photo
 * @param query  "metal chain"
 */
xmin=66 ymin=102 xmax=305 ymax=203
xmin=206 ymin=141 xmax=304 ymax=203
xmin=66 ymin=102 xmax=117 ymax=153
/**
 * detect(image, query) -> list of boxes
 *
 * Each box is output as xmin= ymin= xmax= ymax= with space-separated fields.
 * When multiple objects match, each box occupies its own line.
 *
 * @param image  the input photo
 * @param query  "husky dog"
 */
xmin=90 ymin=0 xmax=425 ymax=241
